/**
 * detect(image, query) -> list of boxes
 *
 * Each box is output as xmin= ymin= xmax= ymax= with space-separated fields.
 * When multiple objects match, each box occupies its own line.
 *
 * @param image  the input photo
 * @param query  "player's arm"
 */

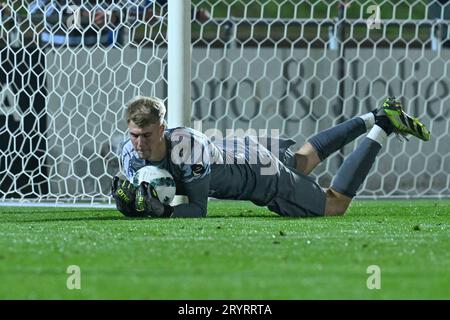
xmin=168 ymin=130 xmax=212 ymax=218
xmin=132 ymin=175 xmax=209 ymax=218
xmin=135 ymin=128 xmax=212 ymax=218
xmin=170 ymin=175 xmax=210 ymax=218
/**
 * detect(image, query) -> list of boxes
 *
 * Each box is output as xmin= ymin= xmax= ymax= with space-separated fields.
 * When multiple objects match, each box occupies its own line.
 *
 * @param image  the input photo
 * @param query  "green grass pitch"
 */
xmin=0 ymin=200 xmax=448 ymax=299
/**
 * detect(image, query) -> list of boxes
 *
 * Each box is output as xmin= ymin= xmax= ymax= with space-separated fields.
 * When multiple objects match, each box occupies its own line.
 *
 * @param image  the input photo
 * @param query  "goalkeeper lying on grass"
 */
xmin=111 ymin=96 xmax=430 ymax=218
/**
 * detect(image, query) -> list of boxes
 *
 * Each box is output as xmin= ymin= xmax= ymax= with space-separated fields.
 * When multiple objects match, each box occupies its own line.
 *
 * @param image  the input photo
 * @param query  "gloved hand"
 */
xmin=111 ymin=176 xmax=138 ymax=217
xmin=135 ymin=182 xmax=174 ymax=218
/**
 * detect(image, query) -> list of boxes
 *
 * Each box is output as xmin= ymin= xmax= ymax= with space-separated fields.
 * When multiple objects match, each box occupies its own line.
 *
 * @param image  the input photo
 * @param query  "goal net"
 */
xmin=0 ymin=0 xmax=448 ymax=206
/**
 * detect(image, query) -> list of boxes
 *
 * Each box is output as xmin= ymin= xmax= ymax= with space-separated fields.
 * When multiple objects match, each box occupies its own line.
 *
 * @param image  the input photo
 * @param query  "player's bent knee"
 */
xmin=294 ymin=143 xmax=321 ymax=175
xmin=324 ymin=188 xmax=352 ymax=216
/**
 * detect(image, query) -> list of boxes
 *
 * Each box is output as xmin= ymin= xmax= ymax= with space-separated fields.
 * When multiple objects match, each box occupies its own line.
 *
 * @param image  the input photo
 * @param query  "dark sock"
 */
xmin=372 ymin=108 xmax=394 ymax=135
xmin=331 ymin=137 xmax=382 ymax=198
xmin=308 ymin=117 xmax=367 ymax=161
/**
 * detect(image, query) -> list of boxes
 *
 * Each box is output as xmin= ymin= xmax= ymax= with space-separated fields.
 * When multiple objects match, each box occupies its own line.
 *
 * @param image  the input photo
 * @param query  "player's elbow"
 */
xmin=198 ymin=206 xmax=207 ymax=217
xmin=191 ymin=204 xmax=207 ymax=217
xmin=190 ymin=201 xmax=208 ymax=217
xmin=170 ymin=203 xmax=207 ymax=218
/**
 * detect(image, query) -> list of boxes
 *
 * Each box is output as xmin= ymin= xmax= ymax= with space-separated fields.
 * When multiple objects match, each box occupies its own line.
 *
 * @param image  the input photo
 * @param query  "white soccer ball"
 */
xmin=132 ymin=166 xmax=176 ymax=205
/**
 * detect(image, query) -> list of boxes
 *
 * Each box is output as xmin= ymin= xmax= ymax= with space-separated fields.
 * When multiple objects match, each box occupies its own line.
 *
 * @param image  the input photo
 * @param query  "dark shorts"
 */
xmin=265 ymin=141 xmax=326 ymax=217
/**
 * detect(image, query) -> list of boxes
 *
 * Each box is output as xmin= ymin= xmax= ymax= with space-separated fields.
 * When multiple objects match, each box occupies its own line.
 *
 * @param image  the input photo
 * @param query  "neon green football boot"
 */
xmin=374 ymin=97 xmax=431 ymax=141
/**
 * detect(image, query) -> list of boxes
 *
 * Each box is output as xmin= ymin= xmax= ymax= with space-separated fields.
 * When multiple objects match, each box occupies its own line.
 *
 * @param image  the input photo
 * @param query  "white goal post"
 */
xmin=0 ymin=0 xmax=449 ymax=206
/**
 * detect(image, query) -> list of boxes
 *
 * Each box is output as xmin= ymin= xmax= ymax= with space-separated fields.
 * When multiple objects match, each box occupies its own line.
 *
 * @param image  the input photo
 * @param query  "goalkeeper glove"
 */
xmin=135 ymin=182 xmax=174 ymax=218
xmin=111 ymin=176 xmax=138 ymax=217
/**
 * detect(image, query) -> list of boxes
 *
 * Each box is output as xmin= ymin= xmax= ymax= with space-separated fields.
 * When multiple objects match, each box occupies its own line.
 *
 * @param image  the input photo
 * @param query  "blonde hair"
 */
xmin=126 ymin=96 xmax=166 ymax=127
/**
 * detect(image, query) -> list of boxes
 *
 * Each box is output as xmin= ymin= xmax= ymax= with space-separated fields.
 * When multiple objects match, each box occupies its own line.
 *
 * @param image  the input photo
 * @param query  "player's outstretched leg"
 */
xmin=323 ymin=97 xmax=430 ymax=216
xmin=295 ymin=111 xmax=376 ymax=174
xmin=294 ymin=97 xmax=431 ymax=175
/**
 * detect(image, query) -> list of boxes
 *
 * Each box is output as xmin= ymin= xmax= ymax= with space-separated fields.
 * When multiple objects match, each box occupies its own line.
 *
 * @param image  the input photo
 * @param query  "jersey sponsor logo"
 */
xmin=191 ymin=164 xmax=205 ymax=176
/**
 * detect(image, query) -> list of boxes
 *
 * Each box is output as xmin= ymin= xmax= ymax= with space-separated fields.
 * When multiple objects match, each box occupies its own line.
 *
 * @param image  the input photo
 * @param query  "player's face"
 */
xmin=128 ymin=121 xmax=165 ymax=160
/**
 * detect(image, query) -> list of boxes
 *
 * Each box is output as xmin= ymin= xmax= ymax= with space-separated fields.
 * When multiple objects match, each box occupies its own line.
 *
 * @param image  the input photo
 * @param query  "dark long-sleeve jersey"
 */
xmin=120 ymin=127 xmax=297 ymax=217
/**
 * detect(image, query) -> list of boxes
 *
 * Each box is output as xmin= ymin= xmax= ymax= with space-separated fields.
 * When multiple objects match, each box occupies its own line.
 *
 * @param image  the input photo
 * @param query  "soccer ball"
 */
xmin=132 ymin=166 xmax=176 ymax=205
